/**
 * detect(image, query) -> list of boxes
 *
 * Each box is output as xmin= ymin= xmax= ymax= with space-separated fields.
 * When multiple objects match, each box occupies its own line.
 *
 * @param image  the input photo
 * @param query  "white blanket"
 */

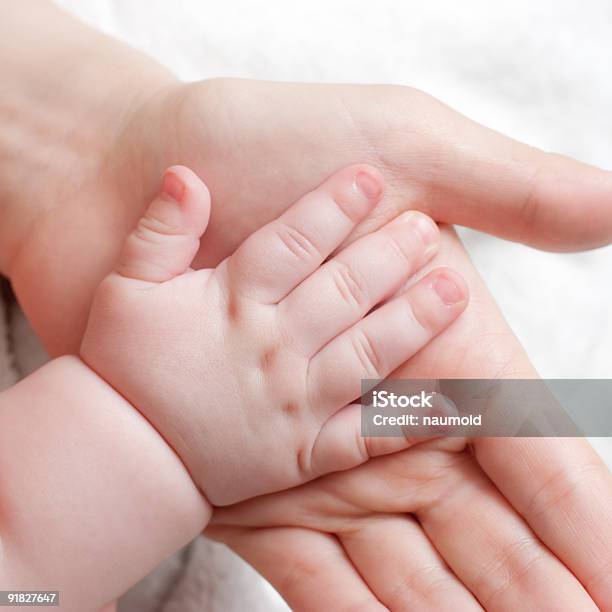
xmin=4 ymin=1 xmax=610 ymax=609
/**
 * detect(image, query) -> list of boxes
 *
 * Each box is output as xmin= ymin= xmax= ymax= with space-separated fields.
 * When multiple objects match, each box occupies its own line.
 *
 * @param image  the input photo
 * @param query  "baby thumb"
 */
xmin=116 ymin=166 xmax=211 ymax=283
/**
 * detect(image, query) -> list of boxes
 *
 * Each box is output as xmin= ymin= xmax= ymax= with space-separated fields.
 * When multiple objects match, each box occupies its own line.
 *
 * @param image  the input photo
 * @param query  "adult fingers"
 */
xmin=413 ymin=452 xmax=598 ymax=610
xmin=336 ymin=84 xmax=612 ymax=251
xmin=474 ymin=436 xmax=612 ymax=609
xmin=208 ymin=526 xmax=387 ymax=612
xmin=338 ymin=514 xmax=482 ymax=611
xmin=214 ymin=445 xmax=599 ymax=610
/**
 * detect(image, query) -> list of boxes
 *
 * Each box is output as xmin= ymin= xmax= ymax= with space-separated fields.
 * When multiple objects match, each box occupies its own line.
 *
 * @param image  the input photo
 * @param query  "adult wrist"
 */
xmin=0 ymin=0 xmax=177 ymax=276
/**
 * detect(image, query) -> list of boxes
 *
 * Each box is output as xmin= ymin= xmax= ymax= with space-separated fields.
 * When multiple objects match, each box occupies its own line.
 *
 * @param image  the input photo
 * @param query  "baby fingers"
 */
xmin=221 ymin=164 xmax=383 ymax=303
xmin=279 ymin=210 xmax=439 ymax=356
xmin=116 ymin=166 xmax=211 ymax=283
xmin=307 ymin=268 xmax=468 ymax=415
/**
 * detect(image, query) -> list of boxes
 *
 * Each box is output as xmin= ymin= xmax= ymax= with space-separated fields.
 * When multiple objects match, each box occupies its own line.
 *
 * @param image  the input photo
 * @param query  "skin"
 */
xmin=82 ymin=164 xmax=467 ymax=505
xmin=0 ymin=165 xmax=462 ymax=610
xmin=210 ymin=223 xmax=612 ymax=610
xmin=0 ymin=356 xmax=209 ymax=612
xmin=1 ymin=2 xmax=611 ymax=609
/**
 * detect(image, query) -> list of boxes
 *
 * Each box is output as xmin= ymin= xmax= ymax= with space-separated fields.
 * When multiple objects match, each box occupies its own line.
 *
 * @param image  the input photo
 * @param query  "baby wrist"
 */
xmin=0 ymin=356 xmax=210 ymax=604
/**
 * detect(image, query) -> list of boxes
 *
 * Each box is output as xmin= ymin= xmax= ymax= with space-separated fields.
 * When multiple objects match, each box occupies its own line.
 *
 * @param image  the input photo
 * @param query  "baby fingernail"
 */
xmin=393 ymin=211 xmax=439 ymax=252
xmin=433 ymin=273 xmax=465 ymax=305
xmin=162 ymin=170 xmax=186 ymax=204
xmin=355 ymin=171 xmax=383 ymax=203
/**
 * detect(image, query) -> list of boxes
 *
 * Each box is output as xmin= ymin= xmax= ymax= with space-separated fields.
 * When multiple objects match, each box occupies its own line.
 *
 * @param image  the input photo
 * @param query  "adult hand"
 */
xmin=208 ymin=228 xmax=612 ymax=611
xmin=4 ymin=77 xmax=612 ymax=354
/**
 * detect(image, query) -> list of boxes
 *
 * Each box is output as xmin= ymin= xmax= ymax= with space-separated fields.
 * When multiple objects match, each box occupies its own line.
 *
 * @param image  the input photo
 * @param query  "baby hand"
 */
xmin=81 ymin=164 xmax=468 ymax=505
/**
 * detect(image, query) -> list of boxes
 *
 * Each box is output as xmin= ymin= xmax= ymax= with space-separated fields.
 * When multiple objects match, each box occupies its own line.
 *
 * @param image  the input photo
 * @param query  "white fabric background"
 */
xmin=53 ymin=0 xmax=612 ymax=379
xmin=37 ymin=1 xmax=612 ymax=608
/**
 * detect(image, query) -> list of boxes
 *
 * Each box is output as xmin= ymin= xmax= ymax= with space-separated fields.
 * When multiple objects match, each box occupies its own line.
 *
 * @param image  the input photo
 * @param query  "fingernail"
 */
xmin=433 ymin=273 xmax=465 ymax=305
xmin=162 ymin=170 xmax=185 ymax=204
xmin=355 ymin=171 xmax=383 ymax=203
xmin=393 ymin=211 xmax=439 ymax=252
xmin=430 ymin=393 xmax=458 ymax=417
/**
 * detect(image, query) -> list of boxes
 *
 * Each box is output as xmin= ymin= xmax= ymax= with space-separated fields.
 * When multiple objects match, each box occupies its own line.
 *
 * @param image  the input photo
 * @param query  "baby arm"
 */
xmin=0 ymin=357 xmax=210 ymax=611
